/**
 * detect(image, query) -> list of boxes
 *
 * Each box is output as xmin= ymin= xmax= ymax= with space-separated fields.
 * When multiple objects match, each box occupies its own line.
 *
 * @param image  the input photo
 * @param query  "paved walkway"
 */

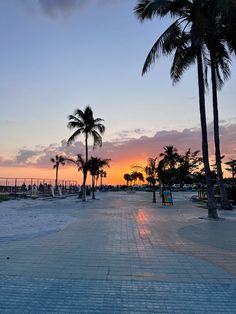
xmin=0 ymin=192 xmax=236 ymax=313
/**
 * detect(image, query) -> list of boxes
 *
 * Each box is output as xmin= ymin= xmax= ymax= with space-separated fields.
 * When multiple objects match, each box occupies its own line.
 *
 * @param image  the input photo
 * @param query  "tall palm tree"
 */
xmin=134 ymin=0 xmax=218 ymax=218
xmin=202 ymin=0 xmax=235 ymax=210
xmin=50 ymin=155 xmax=65 ymax=190
xmin=87 ymin=157 xmax=110 ymax=199
xmin=67 ymin=106 xmax=105 ymax=201
xmin=145 ymin=157 xmax=159 ymax=203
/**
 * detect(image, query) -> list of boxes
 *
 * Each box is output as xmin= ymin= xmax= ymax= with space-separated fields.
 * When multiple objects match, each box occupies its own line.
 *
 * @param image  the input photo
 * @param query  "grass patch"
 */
xmin=0 ymin=194 xmax=10 ymax=202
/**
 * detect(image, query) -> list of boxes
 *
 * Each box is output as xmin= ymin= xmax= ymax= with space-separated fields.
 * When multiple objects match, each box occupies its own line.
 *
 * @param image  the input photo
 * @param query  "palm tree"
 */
xmin=124 ymin=173 xmax=131 ymax=186
xmin=65 ymin=154 xmax=86 ymax=197
xmin=50 ymin=155 xmax=65 ymax=190
xmin=134 ymin=0 xmax=218 ymax=218
xmin=67 ymin=106 xmax=105 ymax=201
xmin=145 ymin=157 xmax=159 ymax=203
xmin=225 ymin=159 xmax=236 ymax=179
xmin=176 ymin=149 xmax=201 ymax=187
xmin=87 ymin=157 xmax=110 ymax=199
xmin=202 ymin=0 xmax=235 ymax=210
xmin=160 ymin=146 xmax=180 ymax=171
xmin=99 ymin=170 xmax=107 ymax=188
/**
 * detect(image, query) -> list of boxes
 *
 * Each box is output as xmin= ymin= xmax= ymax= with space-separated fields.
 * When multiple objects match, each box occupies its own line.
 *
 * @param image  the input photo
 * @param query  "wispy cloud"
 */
xmin=17 ymin=0 xmax=119 ymax=19
xmin=1 ymin=123 xmax=235 ymax=168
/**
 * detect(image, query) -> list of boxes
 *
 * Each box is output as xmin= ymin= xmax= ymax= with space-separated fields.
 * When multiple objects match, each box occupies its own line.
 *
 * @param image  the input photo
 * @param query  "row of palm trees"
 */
xmin=51 ymin=106 xmax=110 ymax=200
xmin=123 ymin=171 xmax=144 ymax=186
xmin=124 ymin=145 xmax=202 ymax=203
xmin=134 ymin=0 xmax=236 ymax=218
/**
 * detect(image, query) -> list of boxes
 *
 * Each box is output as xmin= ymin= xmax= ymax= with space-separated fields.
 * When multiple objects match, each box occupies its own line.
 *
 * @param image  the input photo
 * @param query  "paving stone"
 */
xmin=0 ymin=192 xmax=235 ymax=313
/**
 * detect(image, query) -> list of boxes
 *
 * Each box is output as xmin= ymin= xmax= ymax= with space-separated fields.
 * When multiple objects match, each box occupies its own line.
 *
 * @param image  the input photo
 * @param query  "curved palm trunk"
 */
xmin=210 ymin=52 xmax=232 ymax=210
xmin=196 ymin=46 xmax=218 ymax=218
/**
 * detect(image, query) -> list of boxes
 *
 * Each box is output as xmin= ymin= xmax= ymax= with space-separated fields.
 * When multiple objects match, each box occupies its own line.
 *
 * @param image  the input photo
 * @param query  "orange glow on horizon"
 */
xmin=0 ymin=159 xmax=147 ymax=185
xmin=0 ymin=158 xmax=231 ymax=185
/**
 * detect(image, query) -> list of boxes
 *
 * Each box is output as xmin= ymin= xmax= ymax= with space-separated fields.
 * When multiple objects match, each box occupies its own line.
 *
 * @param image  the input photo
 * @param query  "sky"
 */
xmin=0 ymin=0 xmax=235 ymax=184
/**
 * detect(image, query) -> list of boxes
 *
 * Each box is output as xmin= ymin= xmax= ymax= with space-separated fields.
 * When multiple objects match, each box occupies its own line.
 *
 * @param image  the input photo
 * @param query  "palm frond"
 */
xmin=73 ymin=109 xmax=85 ymax=120
xmin=170 ymin=43 xmax=196 ymax=83
xmin=142 ymin=20 xmax=183 ymax=75
xmin=94 ymin=118 xmax=104 ymax=124
xmin=91 ymin=130 xmax=103 ymax=148
xmin=94 ymin=123 xmax=106 ymax=134
xmin=134 ymin=0 xmax=171 ymax=21
xmin=67 ymin=120 xmax=84 ymax=130
xmin=67 ymin=129 xmax=83 ymax=146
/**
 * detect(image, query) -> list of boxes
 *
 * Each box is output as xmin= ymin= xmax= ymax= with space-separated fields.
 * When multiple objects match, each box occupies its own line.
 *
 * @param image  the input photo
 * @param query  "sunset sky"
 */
xmin=0 ymin=0 xmax=235 ymax=184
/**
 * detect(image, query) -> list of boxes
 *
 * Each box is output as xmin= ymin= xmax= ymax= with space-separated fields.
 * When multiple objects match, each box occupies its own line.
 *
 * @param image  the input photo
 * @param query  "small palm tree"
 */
xmin=145 ymin=157 xmax=159 ymax=203
xmin=87 ymin=157 xmax=110 ymax=199
xmin=67 ymin=106 xmax=105 ymax=201
xmin=176 ymin=149 xmax=201 ymax=187
xmin=124 ymin=173 xmax=131 ymax=186
xmin=99 ymin=170 xmax=107 ymax=188
xmin=225 ymin=159 xmax=236 ymax=179
xmin=160 ymin=146 xmax=180 ymax=171
xmin=65 ymin=154 xmax=86 ymax=196
xmin=50 ymin=155 xmax=65 ymax=190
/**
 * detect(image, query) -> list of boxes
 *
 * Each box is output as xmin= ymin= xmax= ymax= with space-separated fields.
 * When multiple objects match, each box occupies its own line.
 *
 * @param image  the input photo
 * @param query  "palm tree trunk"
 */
xmin=82 ymin=134 xmax=89 ymax=201
xmin=55 ymin=164 xmax=59 ymax=191
xmin=82 ymin=170 xmax=87 ymax=201
xmin=210 ymin=51 xmax=232 ymax=210
xmin=100 ymin=175 xmax=102 ymax=188
xmin=196 ymin=46 xmax=218 ymax=218
xmin=92 ymin=176 xmax=95 ymax=199
xmin=85 ymin=134 xmax=88 ymax=162
xmin=152 ymin=185 xmax=156 ymax=203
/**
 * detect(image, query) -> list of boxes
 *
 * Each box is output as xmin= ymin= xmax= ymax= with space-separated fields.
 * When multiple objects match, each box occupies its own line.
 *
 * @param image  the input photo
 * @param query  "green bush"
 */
xmin=0 ymin=194 xmax=10 ymax=202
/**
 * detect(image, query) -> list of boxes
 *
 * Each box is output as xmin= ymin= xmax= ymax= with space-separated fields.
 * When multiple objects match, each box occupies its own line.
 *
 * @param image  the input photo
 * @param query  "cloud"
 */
xmin=38 ymin=0 xmax=86 ymax=18
xmin=17 ymin=0 xmax=119 ymax=19
xmin=1 ymin=123 xmax=235 ymax=169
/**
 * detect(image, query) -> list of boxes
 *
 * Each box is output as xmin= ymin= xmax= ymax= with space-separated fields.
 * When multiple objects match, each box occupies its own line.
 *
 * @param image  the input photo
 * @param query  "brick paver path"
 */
xmin=0 ymin=192 xmax=236 ymax=313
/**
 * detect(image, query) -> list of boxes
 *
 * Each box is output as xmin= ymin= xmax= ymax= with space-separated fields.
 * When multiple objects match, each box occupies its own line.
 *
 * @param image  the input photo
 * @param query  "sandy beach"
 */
xmin=0 ymin=191 xmax=196 ymax=239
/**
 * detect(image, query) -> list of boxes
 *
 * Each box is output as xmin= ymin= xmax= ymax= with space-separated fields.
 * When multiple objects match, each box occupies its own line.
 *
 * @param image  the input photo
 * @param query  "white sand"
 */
xmin=0 ymin=191 xmax=198 ymax=239
xmin=0 ymin=198 xmax=77 ymax=238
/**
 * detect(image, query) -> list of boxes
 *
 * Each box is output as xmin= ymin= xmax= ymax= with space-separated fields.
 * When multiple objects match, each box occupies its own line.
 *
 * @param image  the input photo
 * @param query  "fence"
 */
xmin=0 ymin=177 xmax=78 ymax=194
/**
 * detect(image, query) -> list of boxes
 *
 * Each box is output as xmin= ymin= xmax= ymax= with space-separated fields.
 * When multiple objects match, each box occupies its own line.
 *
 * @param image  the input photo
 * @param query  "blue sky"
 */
xmin=0 ymin=0 xmax=235 ymax=160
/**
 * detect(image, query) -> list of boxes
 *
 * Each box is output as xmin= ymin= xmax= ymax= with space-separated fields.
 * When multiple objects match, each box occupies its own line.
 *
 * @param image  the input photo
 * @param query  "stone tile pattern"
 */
xmin=0 ymin=192 xmax=236 ymax=313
